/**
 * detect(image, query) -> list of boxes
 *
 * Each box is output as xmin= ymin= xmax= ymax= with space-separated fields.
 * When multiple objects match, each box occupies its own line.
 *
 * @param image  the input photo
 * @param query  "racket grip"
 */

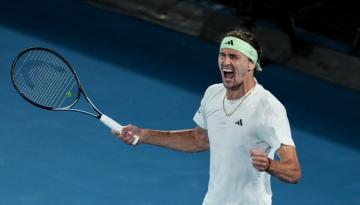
xmin=100 ymin=114 xmax=141 ymax=146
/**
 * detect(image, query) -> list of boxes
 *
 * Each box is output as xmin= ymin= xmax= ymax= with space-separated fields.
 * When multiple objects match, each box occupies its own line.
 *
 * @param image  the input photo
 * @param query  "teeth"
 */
xmin=223 ymin=68 xmax=233 ymax=72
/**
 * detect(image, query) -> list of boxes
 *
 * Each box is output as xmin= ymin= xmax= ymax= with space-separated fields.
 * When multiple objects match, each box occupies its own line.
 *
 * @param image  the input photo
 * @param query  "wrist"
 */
xmin=265 ymin=157 xmax=272 ymax=172
xmin=131 ymin=129 xmax=146 ymax=146
xmin=139 ymin=129 xmax=149 ymax=144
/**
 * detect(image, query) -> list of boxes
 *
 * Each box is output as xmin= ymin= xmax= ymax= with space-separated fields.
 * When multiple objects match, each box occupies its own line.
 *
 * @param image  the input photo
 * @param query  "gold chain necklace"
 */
xmin=223 ymin=84 xmax=256 ymax=116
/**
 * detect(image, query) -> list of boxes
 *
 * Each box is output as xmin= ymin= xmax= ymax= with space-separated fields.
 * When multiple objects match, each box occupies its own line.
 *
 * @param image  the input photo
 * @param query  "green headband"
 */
xmin=220 ymin=36 xmax=262 ymax=71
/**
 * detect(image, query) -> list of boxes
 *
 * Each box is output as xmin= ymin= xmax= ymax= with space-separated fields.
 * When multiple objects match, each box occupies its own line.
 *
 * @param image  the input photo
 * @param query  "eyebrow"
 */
xmin=219 ymin=52 xmax=240 ymax=58
xmin=228 ymin=54 xmax=239 ymax=58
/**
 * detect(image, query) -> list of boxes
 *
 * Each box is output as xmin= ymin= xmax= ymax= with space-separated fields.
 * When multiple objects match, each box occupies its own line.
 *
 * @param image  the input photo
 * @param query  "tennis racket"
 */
xmin=10 ymin=47 xmax=140 ymax=145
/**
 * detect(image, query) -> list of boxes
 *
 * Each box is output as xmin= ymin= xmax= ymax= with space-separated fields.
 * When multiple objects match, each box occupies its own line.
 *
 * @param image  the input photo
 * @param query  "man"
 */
xmin=113 ymin=29 xmax=301 ymax=205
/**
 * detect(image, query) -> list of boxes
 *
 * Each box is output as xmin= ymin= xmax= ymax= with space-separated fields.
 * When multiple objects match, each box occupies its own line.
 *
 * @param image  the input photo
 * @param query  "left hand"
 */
xmin=250 ymin=148 xmax=270 ymax=171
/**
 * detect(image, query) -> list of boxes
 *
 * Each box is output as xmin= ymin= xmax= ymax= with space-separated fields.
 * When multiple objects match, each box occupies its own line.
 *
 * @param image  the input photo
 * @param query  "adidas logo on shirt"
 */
xmin=235 ymin=119 xmax=242 ymax=126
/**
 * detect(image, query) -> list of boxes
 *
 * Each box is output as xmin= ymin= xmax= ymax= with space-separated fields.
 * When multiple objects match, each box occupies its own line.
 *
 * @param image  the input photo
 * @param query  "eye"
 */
xmin=229 ymin=54 xmax=239 ymax=60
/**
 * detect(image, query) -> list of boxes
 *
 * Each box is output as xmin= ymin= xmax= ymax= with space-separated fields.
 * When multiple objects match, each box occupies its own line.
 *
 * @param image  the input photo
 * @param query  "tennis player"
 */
xmin=113 ymin=29 xmax=301 ymax=205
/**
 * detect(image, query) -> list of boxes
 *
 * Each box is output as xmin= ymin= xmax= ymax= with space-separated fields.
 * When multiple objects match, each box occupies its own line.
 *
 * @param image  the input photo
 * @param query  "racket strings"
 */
xmin=12 ymin=49 xmax=79 ymax=109
xmin=18 ymin=51 xmax=60 ymax=104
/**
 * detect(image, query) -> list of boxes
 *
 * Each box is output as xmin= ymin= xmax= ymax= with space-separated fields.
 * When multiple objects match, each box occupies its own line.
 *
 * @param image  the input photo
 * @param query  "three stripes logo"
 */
xmin=225 ymin=40 xmax=234 ymax=46
xmin=235 ymin=119 xmax=243 ymax=126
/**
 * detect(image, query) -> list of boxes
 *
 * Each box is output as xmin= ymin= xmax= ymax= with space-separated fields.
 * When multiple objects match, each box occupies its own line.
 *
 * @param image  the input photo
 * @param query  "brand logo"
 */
xmin=225 ymin=40 xmax=234 ymax=46
xmin=65 ymin=91 xmax=72 ymax=98
xmin=235 ymin=119 xmax=242 ymax=126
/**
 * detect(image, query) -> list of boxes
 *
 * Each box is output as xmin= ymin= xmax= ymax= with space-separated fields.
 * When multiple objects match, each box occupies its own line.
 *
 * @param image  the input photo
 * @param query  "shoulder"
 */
xmin=200 ymin=83 xmax=224 ymax=106
xmin=255 ymin=84 xmax=286 ymax=113
xmin=203 ymin=83 xmax=224 ymax=99
xmin=204 ymin=83 xmax=223 ymax=94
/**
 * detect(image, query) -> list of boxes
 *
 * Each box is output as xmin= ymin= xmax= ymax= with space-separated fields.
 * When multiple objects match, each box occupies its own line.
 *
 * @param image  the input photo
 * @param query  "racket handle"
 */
xmin=100 ymin=114 xmax=140 ymax=146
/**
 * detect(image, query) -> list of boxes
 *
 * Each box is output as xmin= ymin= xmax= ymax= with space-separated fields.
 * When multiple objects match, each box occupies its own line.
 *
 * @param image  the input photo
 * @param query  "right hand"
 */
xmin=112 ymin=124 xmax=143 ymax=145
xmin=250 ymin=148 xmax=270 ymax=172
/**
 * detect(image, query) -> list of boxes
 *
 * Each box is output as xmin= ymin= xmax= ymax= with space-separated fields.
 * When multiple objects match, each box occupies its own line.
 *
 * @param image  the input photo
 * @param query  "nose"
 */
xmin=221 ymin=56 xmax=231 ymax=66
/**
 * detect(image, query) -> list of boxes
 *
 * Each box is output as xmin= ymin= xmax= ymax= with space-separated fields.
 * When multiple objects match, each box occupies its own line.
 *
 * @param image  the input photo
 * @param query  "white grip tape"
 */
xmin=100 ymin=114 xmax=123 ymax=132
xmin=100 ymin=114 xmax=141 ymax=146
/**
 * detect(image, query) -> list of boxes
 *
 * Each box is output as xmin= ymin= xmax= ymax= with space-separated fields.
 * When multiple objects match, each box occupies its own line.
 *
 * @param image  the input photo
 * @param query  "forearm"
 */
xmin=141 ymin=129 xmax=208 ymax=152
xmin=266 ymin=158 xmax=301 ymax=184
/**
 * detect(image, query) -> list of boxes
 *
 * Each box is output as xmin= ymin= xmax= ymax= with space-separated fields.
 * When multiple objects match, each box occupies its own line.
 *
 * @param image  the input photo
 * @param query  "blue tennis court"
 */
xmin=0 ymin=1 xmax=359 ymax=204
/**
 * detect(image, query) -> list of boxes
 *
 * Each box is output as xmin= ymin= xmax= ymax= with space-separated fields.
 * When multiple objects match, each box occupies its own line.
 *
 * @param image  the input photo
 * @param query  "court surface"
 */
xmin=0 ymin=1 xmax=359 ymax=204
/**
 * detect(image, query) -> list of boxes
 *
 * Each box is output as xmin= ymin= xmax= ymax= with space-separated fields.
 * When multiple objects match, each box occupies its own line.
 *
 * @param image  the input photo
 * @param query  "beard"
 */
xmin=223 ymin=80 xmax=243 ymax=91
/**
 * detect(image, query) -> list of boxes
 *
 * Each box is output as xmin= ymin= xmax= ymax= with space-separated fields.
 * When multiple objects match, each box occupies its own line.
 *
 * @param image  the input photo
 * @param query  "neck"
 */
xmin=226 ymin=77 xmax=256 ymax=100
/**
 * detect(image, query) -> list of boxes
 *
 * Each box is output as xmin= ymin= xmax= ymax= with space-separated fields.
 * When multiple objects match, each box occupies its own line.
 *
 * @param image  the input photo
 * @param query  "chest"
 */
xmin=205 ymin=99 xmax=260 ymax=149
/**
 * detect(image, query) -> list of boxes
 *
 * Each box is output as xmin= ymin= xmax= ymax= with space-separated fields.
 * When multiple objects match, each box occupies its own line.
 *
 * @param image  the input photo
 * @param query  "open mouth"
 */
xmin=223 ymin=68 xmax=234 ymax=79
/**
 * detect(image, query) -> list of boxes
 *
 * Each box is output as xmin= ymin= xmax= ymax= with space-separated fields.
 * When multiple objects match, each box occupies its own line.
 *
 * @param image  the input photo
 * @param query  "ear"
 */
xmin=248 ymin=61 xmax=256 ymax=71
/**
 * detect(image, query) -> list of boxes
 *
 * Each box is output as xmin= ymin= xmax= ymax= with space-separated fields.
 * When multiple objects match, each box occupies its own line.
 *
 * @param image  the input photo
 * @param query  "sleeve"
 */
xmin=193 ymin=87 xmax=211 ymax=130
xmin=257 ymin=101 xmax=295 ymax=152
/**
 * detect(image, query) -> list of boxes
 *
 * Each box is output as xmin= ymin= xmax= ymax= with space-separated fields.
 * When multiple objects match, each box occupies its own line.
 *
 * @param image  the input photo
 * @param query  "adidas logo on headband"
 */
xmin=225 ymin=40 xmax=234 ymax=46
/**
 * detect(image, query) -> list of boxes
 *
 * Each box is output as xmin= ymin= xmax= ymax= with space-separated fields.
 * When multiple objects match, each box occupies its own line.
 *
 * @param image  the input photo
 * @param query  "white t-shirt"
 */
xmin=193 ymin=83 xmax=295 ymax=205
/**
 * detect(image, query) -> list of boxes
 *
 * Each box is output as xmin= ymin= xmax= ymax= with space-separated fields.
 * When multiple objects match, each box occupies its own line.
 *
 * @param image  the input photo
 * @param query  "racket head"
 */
xmin=10 ymin=47 xmax=81 ymax=110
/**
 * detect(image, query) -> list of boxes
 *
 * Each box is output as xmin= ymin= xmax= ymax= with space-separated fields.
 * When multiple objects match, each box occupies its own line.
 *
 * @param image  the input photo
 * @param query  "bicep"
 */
xmin=273 ymin=144 xmax=301 ymax=183
xmin=276 ymin=144 xmax=300 ymax=168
